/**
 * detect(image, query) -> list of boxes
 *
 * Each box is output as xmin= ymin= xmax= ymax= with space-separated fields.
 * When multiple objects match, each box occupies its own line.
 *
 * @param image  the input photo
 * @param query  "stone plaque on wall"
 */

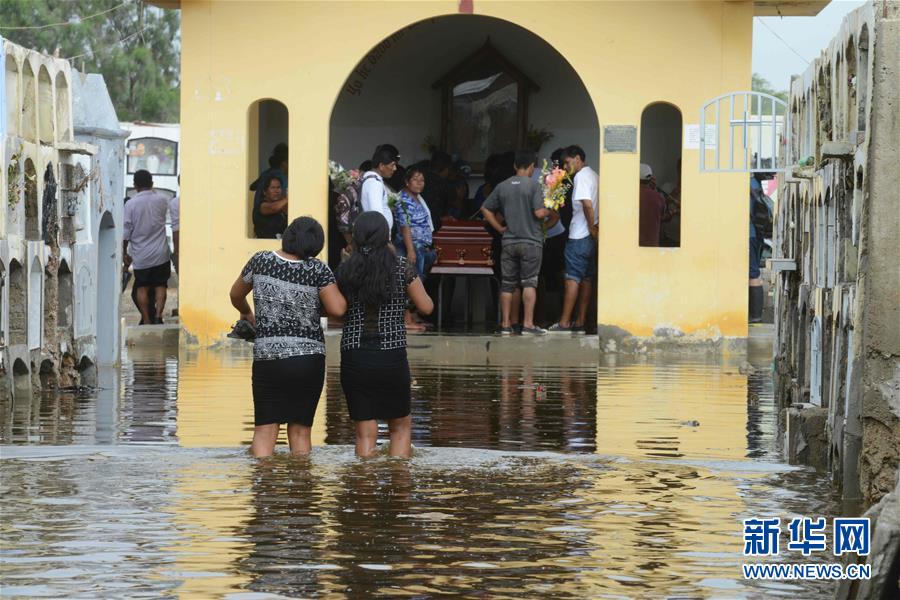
xmin=603 ymin=125 xmax=637 ymax=153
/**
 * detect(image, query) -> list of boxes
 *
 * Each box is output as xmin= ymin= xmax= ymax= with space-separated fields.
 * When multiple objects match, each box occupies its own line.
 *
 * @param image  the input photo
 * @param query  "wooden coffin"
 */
xmin=432 ymin=218 xmax=494 ymax=267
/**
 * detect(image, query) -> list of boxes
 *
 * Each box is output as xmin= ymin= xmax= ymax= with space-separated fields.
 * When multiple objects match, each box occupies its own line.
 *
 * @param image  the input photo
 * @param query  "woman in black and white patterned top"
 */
xmin=337 ymin=211 xmax=433 ymax=458
xmin=230 ymin=217 xmax=346 ymax=457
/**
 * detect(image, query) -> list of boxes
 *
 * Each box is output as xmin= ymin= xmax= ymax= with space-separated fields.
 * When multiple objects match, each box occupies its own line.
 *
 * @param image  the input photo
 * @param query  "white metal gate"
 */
xmin=700 ymin=92 xmax=790 ymax=173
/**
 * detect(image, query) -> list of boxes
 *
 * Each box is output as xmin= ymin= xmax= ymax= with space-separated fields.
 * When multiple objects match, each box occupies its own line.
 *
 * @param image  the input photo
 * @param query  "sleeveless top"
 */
xmin=341 ymin=256 xmax=418 ymax=351
xmin=240 ymin=251 xmax=335 ymax=360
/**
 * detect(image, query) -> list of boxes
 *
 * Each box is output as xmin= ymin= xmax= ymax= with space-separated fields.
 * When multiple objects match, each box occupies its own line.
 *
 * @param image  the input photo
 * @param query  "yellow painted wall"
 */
xmin=179 ymin=0 xmax=752 ymax=345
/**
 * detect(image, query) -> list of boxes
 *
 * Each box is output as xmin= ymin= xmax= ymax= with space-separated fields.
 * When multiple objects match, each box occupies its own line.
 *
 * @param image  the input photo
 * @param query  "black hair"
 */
xmin=272 ymin=143 xmax=288 ymax=161
xmin=430 ymin=151 xmax=453 ymax=172
xmin=268 ymin=155 xmax=282 ymax=169
xmin=405 ymin=164 xmax=426 ymax=182
xmin=261 ymin=173 xmax=282 ymax=192
xmin=514 ymin=151 xmax=536 ymax=170
xmin=489 ymin=151 xmax=516 ymax=187
xmin=336 ymin=211 xmax=395 ymax=308
xmin=377 ymin=143 xmax=400 ymax=162
xmin=564 ymin=145 xmax=586 ymax=162
xmin=281 ymin=216 xmax=324 ymax=259
xmin=483 ymin=154 xmax=500 ymax=178
xmin=358 ymin=160 xmax=373 ymax=172
xmin=372 ymin=146 xmax=397 ymax=168
xmin=134 ymin=169 xmax=152 ymax=189
xmin=550 ymin=147 xmax=566 ymax=166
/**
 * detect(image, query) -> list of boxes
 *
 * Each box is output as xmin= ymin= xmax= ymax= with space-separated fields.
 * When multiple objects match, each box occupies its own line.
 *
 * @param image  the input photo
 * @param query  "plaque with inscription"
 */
xmin=603 ymin=125 xmax=638 ymax=153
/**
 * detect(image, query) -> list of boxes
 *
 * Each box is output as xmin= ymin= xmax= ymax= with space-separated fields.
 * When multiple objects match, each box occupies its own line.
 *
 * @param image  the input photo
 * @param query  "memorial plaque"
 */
xmin=603 ymin=125 xmax=637 ymax=153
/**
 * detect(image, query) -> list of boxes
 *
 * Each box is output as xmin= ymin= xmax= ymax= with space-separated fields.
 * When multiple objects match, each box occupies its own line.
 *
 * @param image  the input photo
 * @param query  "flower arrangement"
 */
xmin=386 ymin=189 xmax=410 ymax=224
xmin=328 ymin=160 xmax=360 ymax=192
xmin=540 ymin=159 xmax=571 ymax=212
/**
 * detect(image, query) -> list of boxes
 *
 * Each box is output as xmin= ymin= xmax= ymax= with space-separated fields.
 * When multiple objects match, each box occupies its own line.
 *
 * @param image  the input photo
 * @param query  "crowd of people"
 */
xmin=316 ymin=142 xmax=605 ymax=335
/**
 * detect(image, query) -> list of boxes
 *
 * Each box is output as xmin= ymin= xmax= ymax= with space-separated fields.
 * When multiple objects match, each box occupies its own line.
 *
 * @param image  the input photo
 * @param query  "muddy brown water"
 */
xmin=1 ymin=333 xmax=839 ymax=598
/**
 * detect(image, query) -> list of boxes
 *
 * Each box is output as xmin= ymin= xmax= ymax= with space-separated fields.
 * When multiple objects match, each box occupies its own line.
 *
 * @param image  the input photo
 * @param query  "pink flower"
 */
xmin=546 ymin=173 xmax=559 ymax=187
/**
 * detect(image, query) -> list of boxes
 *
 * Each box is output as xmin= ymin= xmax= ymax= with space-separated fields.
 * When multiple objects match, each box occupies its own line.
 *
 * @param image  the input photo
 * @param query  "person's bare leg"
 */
xmin=355 ymin=420 xmax=379 ymax=458
xmin=286 ymin=423 xmax=312 ymax=456
xmin=154 ymin=286 xmax=167 ymax=321
xmin=387 ymin=415 xmax=412 ymax=458
xmin=574 ymin=281 xmax=592 ymax=327
xmin=510 ymin=288 xmax=522 ymax=327
xmin=558 ymin=279 xmax=579 ymax=327
xmin=500 ymin=291 xmax=513 ymax=328
xmin=522 ymin=286 xmax=538 ymax=329
xmin=135 ymin=286 xmax=153 ymax=325
xmin=251 ymin=423 xmax=280 ymax=457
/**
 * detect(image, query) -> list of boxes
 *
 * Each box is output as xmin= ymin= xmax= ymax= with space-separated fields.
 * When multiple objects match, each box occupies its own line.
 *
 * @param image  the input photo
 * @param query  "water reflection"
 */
xmin=0 ymin=333 xmax=841 ymax=597
xmin=1 ymin=447 xmax=838 ymax=598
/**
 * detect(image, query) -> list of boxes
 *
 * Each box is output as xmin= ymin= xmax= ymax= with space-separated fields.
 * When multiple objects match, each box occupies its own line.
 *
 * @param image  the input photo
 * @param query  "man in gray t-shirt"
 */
xmin=481 ymin=151 xmax=558 ymax=335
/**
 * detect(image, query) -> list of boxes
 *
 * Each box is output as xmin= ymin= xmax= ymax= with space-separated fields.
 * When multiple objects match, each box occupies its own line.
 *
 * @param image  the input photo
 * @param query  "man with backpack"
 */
xmin=361 ymin=146 xmax=399 ymax=231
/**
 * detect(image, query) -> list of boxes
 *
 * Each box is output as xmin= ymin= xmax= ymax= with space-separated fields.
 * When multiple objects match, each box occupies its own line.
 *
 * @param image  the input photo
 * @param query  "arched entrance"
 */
xmin=328 ymin=15 xmax=600 ymax=329
xmin=97 ymin=211 xmax=118 ymax=366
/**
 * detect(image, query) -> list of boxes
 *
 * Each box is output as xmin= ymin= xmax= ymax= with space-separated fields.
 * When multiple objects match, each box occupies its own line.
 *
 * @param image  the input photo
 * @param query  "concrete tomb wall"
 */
xmin=1 ymin=37 xmax=126 ymax=399
xmin=773 ymin=1 xmax=899 ymax=509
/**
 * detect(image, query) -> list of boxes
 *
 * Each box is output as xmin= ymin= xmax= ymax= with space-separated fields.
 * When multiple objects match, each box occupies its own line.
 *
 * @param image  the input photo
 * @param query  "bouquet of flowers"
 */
xmin=540 ymin=159 xmax=571 ymax=212
xmin=386 ymin=190 xmax=410 ymax=224
xmin=328 ymin=160 xmax=360 ymax=192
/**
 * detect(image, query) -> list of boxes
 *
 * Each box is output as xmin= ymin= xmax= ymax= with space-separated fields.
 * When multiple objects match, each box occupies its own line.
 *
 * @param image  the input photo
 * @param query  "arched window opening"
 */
xmin=77 ymin=356 xmax=97 ymax=388
xmin=21 ymin=60 xmax=36 ymax=142
xmin=845 ymin=38 xmax=856 ymax=138
xmin=8 ymin=260 xmax=26 ymax=346
xmin=0 ymin=262 xmax=5 ymax=346
xmin=28 ymin=258 xmax=42 ymax=350
xmin=12 ymin=359 xmax=31 ymax=401
xmin=816 ymin=66 xmax=832 ymax=146
xmin=42 ymin=163 xmax=58 ymax=244
xmin=58 ymin=261 xmax=73 ymax=332
xmin=857 ymin=25 xmax=869 ymax=133
xmin=639 ymin=102 xmax=682 ymax=247
xmin=55 ymin=72 xmax=71 ymax=141
xmin=24 ymin=158 xmax=39 ymax=240
xmin=5 ymin=55 xmax=19 ymax=137
xmin=39 ymin=359 xmax=57 ymax=390
xmin=38 ymin=65 xmax=54 ymax=144
xmin=247 ymin=99 xmax=289 ymax=239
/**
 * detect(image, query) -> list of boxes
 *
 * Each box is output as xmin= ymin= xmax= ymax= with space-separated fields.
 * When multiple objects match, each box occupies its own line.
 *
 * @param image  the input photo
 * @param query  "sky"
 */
xmin=752 ymin=0 xmax=866 ymax=91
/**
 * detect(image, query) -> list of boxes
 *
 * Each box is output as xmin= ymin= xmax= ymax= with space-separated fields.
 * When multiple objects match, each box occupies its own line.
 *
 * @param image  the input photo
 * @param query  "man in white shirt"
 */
xmin=360 ymin=146 xmax=398 ymax=231
xmin=549 ymin=145 xmax=598 ymax=334
xmin=123 ymin=170 xmax=172 ymax=325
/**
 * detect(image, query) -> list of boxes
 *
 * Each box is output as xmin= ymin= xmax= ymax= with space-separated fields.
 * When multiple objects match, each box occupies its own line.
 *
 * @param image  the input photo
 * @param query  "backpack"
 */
xmin=750 ymin=187 xmax=774 ymax=240
xmin=334 ymin=173 xmax=379 ymax=233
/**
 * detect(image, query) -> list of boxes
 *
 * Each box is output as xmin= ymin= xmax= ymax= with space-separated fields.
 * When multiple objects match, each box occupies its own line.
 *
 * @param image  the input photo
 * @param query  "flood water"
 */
xmin=0 ymin=330 xmax=840 ymax=598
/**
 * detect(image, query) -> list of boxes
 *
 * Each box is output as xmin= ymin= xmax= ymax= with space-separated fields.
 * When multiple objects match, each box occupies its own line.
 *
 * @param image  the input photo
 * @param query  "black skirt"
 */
xmin=340 ymin=348 xmax=411 ymax=422
xmin=252 ymin=354 xmax=325 ymax=426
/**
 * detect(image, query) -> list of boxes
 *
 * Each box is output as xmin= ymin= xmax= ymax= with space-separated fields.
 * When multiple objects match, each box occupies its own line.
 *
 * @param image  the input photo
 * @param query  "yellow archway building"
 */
xmin=159 ymin=0 xmax=826 ymax=345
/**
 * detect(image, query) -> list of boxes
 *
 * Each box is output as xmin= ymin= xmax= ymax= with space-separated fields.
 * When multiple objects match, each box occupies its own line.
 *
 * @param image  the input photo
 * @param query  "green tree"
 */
xmin=751 ymin=73 xmax=789 ymax=116
xmin=0 ymin=0 xmax=180 ymax=122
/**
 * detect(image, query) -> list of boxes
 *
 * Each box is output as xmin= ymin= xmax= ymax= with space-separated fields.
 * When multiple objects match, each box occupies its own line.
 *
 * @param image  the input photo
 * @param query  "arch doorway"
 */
xmin=97 ymin=211 xmax=119 ymax=366
xmin=328 ymin=14 xmax=600 ymax=330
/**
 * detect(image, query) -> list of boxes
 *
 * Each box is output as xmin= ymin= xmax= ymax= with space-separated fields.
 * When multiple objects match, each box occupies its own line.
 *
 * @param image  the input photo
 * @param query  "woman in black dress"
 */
xmin=337 ymin=211 xmax=433 ymax=458
xmin=230 ymin=217 xmax=346 ymax=457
